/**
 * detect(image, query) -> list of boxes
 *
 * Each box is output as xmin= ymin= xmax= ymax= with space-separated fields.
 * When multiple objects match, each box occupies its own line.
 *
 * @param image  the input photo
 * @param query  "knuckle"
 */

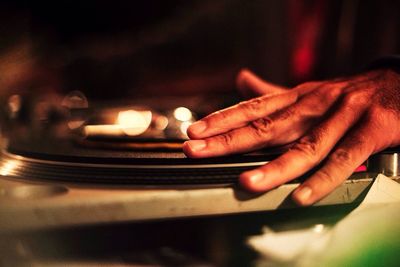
xmin=329 ymin=148 xmax=354 ymax=168
xmin=368 ymin=101 xmax=400 ymax=129
xmin=217 ymin=132 xmax=235 ymax=148
xmin=249 ymin=117 xmax=273 ymax=138
xmin=324 ymin=85 xmax=343 ymax=99
xmin=297 ymin=85 xmax=342 ymax=115
xmin=291 ymin=136 xmax=320 ymax=161
xmin=328 ymin=79 xmax=354 ymax=91
xmin=305 ymin=87 xmax=324 ymax=99
xmin=366 ymin=106 xmax=392 ymax=126
xmin=342 ymin=91 xmax=370 ymax=107
xmin=273 ymin=107 xmax=296 ymax=121
xmin=239 ymin=97 xmax=264 ymax=117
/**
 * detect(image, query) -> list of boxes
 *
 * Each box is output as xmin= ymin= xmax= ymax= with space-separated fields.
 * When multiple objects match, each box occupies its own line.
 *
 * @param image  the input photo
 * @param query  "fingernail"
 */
xmin=188 ymin=121 xmax=207 ymax=135
xmin=186 ymin=140 xmax=207 ymax=152
xmin=245 ymin=170 xmax=265 ymax=184
xmin=294 ymin=186 xmax=312 ymax=204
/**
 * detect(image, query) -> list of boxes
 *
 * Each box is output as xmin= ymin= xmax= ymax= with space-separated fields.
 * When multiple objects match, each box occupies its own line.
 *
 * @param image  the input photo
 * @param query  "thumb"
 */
xmin=236 ymin=69 xmax=288 ymax=98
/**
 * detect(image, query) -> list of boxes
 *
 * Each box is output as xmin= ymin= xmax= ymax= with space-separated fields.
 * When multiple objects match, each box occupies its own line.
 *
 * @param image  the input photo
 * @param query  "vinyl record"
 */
xmin=0 ymin=136 xmax=282 ymax=186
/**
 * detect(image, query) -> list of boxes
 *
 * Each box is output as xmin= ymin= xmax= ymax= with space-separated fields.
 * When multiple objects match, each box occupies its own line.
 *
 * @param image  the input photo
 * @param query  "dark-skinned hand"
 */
xmin=183 ymin=68 xmax=400 ymax=206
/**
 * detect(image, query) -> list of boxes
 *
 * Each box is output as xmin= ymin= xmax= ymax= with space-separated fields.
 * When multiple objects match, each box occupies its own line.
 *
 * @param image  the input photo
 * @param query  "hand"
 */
xmin=183 ymin=68 xmax=400 ymax=206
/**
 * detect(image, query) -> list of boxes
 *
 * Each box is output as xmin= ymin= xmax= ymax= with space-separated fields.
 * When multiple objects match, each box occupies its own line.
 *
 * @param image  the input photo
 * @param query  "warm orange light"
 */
xmin=155 ymin=115 xmax=169 ymax=130
xmin=116 ymin=110 xmax=152 ymax=136
xmin=173 ymin=107 xmax=192 ymax=121
xmin=83 ymin=125 xmax=123 ymax=137
xmin=0 ymin=160 xmax=19 ymax=176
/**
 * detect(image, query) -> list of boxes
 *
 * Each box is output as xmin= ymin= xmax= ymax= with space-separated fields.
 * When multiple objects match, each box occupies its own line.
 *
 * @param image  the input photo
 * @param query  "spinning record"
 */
xmin=0 ymin=135 xmax=282 ymax=186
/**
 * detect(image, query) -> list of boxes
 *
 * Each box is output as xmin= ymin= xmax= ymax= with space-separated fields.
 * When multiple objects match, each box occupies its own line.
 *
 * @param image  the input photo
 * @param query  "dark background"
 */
xmin=0 ymin=0 xmax=399 ymax=102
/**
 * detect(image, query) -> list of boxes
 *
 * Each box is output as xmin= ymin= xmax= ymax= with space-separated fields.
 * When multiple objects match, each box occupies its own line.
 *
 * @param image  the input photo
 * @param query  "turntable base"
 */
xmin=0 ymin=172 xmax=375 ymax=231
xmin=0 ymin=135 xmax=392 ymax=231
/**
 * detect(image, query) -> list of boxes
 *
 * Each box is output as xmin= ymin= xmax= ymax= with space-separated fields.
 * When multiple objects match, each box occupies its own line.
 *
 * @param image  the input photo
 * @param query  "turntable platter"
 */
xmin=1 ymin=136 xmax=281 ymax=185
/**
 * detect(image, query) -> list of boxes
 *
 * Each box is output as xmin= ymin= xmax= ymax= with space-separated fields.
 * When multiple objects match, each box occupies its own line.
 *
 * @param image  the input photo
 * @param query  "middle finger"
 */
xmin=239 ymin=91 xmax=370 ymax=192
xmin=184 ymin=84 xmax=344 ymax=158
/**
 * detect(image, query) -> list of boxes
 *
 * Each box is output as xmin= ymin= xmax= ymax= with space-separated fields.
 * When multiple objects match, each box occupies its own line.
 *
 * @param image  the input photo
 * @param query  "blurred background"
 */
xmin=1 ymin=1 xmax=400 ymax=266
xmin=1 ymin=0 xmax=399 ymax=103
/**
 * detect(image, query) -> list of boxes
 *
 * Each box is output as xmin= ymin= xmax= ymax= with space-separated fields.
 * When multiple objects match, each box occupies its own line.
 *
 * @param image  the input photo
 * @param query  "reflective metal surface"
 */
xmin=367 ymin=152 xmax=400 ymax=177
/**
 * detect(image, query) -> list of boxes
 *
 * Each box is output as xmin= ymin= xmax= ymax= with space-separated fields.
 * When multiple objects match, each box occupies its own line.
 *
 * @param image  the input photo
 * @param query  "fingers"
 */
xmin=184 ymin=118 xmax=273 ymax=158
xmin=185 ymin=69 xmax=400 ymax=206
xmin=292 ymin=126 xmax=375 ymax=206
xmin=187 ymin=74 xmax=328 ymax=141
xmin=185 ymin=84 xmax=344 ymax=158
xmin=187 ymin=90 xmax=298 ymax=139
xmin=239 ymin=93 xmax=368 ymax=193
xmin=236 ymin=69 xmax=322 ymax=98
xmin=236 ymin=69 xmax=288 ymax=98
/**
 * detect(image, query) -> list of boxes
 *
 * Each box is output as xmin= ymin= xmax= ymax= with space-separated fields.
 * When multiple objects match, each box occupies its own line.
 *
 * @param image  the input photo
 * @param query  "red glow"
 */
xmin=354 ymin=165 xmax=367 ymax=173
xmin=293 ymin=47 xmax=314 ymax=79
xmin=288 ymin=0 xmax=327 ymax=81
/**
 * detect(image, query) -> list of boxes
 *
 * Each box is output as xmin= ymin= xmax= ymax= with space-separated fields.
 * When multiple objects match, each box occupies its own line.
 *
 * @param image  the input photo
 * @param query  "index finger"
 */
xmin=187 ymin=90 xmax=298 ymax=139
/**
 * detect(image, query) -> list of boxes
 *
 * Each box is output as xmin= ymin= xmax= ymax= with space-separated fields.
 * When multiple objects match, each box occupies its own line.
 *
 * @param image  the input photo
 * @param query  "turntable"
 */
xmin=0 ymin=100 xmax=398 ymax=231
